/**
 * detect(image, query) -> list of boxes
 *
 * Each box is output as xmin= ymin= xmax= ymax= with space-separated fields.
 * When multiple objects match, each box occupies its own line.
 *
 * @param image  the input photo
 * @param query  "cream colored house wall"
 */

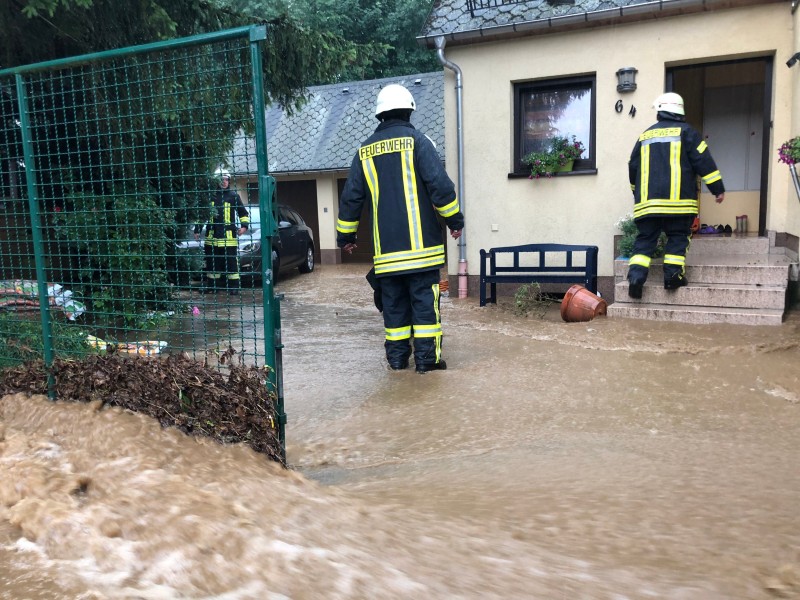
xmin=442 ymin=3 xmax=795 ymax=278
xmin=787 ymin=4 xmax=800 ymax=239
xmin=315 ymin=173 xmax=340 ymax=252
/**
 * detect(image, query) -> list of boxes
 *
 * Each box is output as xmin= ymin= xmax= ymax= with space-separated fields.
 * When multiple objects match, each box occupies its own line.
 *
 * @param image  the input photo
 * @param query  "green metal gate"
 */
xmin=0 ymin=26 xmax=284 ymax=451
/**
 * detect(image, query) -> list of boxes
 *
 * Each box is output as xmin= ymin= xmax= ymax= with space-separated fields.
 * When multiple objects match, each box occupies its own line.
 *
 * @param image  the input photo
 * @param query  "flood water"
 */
xmin=2 ymin=264 xmax=800 ymax=599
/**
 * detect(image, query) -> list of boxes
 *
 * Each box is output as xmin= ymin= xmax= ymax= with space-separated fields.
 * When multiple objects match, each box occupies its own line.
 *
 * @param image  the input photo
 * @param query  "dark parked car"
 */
xmin=175 ymin=204 xmax=314 ymax=285
xmin=238 ymin=204 xmax=315 ymax=281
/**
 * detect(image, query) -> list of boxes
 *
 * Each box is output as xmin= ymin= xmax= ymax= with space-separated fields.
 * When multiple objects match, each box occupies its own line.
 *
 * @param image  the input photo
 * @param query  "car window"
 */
xmin=280 ymin=207 xmax=298 ymax=226
xmin=287 ymin=209 xmax=304 ymax=225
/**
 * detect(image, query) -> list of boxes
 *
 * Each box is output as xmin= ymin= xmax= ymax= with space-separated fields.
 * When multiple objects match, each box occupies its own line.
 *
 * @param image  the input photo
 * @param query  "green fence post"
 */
xmin=15 ymin=74 xmax=55 ymax=378
xmin=250 ymin=25 xmax=286 ymax=460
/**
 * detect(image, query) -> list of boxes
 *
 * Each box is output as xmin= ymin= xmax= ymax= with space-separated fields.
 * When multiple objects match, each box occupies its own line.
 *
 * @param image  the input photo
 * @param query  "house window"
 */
xmin=513 ymin=75 xmax=596 ymax=174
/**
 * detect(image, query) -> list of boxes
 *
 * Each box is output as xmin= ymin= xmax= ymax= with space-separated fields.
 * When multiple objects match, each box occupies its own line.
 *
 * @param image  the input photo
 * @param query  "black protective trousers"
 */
xmin=628 ymin=215 xmax=694 ymax=284
xmin=380 ymin=269 xmax=442 ymax=367
xmin=203 ymin=244 xmax=241 ymax=289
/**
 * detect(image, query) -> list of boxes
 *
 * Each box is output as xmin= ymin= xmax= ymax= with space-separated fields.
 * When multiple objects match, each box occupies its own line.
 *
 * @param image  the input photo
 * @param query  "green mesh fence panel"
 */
xmin=0 ymin=27 xmax=282 ymax=449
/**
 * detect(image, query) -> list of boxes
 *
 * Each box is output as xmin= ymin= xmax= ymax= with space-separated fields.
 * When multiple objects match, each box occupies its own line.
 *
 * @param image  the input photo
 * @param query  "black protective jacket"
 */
xmin=337 ymin=119 xmax=464 ymax=277
xmin=196 ymin=189 xmax=250 ymax=247
xmin=628 ymin=112 xmax=724 ymax=220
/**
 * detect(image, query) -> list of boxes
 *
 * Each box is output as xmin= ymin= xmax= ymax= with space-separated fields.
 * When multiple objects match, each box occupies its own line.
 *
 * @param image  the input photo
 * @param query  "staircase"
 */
xmin=608 ymin=234 xmax=799 ymax=326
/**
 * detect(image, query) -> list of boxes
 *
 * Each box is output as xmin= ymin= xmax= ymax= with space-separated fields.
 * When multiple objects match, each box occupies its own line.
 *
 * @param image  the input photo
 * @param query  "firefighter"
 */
xmin=195 ymin=168 xmax=250 ymax=295
xmin=627 ymin=92 xmax=725 ymax=299
xmin=337 ymin=84 xmax=464 ymax=373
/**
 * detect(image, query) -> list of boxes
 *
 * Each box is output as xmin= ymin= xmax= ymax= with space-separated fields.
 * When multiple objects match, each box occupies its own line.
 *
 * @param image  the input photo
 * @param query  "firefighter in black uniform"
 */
xmin=337 ymin=84 xmax=464 ymax=373
xmin=627 ymin=92 xmax=725 ymax=299
xmin=195 ymin=169 xmax=250 ymax=295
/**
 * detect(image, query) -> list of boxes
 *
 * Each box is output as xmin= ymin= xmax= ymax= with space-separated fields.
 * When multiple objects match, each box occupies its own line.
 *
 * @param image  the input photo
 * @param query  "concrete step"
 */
xmin=688 ymin=234 xmax=769 ymax=255
xmin=614 ymin=255 xmax=793 ymax=286
xmin=613 ymin=280 xmax=787 ymax=310
xmin=607 ymin=302 xmax=785 ymax=326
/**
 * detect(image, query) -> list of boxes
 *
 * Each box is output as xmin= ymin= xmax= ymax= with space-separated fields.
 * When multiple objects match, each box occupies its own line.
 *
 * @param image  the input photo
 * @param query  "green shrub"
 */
xmin=53 ymin=187 xmax=177 ymax=323
xmin=0 ymin=314 xmax=92 ymax=368
xmin=615 ymin=213 xmax=667 ymax=259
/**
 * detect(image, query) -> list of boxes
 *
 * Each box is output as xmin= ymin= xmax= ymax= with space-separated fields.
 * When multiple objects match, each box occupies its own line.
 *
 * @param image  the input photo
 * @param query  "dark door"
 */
xmin=337 ymin=178 xmax=374 ymax=263
xmin=276 ymin=180 xmax=320 ymax=262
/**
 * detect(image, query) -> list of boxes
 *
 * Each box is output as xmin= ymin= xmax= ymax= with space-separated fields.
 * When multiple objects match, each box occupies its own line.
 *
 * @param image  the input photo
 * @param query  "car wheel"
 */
xmin=298 ymin=245 xmax=314 ymax=273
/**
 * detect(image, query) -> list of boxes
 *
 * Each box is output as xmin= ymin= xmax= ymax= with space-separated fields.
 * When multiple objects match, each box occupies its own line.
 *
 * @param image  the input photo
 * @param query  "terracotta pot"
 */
xmin=560 ymin=284 xmax=607 ymax=322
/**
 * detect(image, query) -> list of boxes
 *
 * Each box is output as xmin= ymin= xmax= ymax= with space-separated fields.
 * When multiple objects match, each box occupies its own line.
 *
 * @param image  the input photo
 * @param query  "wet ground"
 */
xmin=2 ymin=264 xmax=800 ymax=599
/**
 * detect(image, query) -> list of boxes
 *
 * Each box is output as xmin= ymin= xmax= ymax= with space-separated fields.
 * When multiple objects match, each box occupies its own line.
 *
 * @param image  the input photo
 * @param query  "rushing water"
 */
xmin=2 ymin=265 xmax=800 ymax=599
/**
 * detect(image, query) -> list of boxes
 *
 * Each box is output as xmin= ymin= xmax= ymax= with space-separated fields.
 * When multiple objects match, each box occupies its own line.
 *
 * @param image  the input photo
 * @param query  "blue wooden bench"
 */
xmin=479 ymin=243 xmax=599 ymax=307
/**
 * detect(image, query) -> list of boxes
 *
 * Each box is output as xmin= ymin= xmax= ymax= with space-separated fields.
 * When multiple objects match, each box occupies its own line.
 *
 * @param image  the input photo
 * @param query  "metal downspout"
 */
xmin=435 ymin=36 xmax=468 ymax=299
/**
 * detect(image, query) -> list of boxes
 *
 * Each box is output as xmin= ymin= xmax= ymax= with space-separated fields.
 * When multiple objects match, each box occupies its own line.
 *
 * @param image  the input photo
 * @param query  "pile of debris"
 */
xmin=0 ymin=351 xmax=284 ymax=465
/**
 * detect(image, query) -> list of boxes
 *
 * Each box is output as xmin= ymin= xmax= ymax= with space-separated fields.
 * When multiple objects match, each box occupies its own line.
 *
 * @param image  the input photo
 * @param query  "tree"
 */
xmin=224 ymin=0 xmax=440 ymax=82
xmin=1 ymin=0 xmax=382 ymax=109
xmin=0 ymin=0 xmax=383 ymax=319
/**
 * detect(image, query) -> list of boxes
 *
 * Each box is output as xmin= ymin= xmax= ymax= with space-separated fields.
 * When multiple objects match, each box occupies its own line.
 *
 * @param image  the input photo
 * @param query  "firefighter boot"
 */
xmin=627 ymin=277 xmax=644 ymax=299
xmin=416 ymin=360 xmax=447 ymax=374
xmin=664 ymin=272 xmax=688 ymax=290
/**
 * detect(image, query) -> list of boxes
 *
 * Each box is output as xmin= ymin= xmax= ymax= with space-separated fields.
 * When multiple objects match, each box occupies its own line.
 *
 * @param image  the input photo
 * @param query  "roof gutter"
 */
xmin=435 ymin=36 xmax=469 ymax=299
xmin=418 ymin=0 xmax=777 ymax=47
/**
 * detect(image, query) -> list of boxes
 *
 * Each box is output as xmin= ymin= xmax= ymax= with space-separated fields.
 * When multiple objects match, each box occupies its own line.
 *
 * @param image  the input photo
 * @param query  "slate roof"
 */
xmin=418 ymin=0 xmax=780 ymax=45
xmin=231 ymin=72 xmax=444 ymax=176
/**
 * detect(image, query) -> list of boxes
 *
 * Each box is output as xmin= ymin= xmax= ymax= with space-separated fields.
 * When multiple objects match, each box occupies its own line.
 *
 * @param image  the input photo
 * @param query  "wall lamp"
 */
xmin=616 ymin=67 xmax=638 ymax=93
xmin=787 ymin=52 xmax=800 ymax=68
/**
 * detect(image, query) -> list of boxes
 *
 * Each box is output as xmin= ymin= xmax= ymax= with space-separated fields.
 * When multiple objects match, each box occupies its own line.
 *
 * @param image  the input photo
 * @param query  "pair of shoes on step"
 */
xmin=699 ymin=224 xmax=732 ymax=235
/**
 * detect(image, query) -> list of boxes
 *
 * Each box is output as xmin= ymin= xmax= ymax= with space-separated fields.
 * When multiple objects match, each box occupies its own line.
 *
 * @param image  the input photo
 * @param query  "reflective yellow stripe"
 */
xmin=336 ymin=218 xmax=358 ymax=234
xmin=630 ymin=254 xmax=651 ymax=268
xmin=633 ymin=198 xmax=699 ymax=218
xmin=208 ymin=238 xmax=240 ymax=247
xmin=703 ymin=170 xmax=722 ymax=185
xmin=385 ymin=326 xmax=411 ymax=341
xmin=670 ymin=140 xmax=682 ymax=201
xmin=374 ymin=245 xmax=445 ymax=266
xmin=375 ymin=255 xmax=445 ymax=276
xmin=640 ymin=144 xmax=650 ymax=203
xmin=400 ymin=148 xmax=423 ymax=250
xmin=413 ymin=323 xmax=442 ymax=337
xmin=437 ymin=198 xmax=460 ymax=218
xmin=432 ymin=281 xmax=440 ymax=326
xmin=374 ymin=245 xmax=446 ymax=275
xmin=697 ymin=141 xmax=708 ymax=153
xmin=664 ymin=254 xmax=685 ymax=266
xmin=364 ymin=157 xmax=381 ymax=255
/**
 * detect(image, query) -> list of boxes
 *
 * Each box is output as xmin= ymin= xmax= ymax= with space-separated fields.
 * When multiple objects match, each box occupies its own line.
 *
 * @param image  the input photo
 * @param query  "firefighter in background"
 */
xmin=627 ymin=92 xmax=725 ymax=299
xmin=337 ymin=83 xmax=464 ymax=374
xmin=195 ymin=169 xmax=250 ymax=295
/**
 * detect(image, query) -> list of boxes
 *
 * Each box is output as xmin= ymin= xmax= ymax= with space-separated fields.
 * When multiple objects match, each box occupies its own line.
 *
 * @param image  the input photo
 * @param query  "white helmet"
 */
xmin=653 ymin=92 xmax=685 ymax=116
xmin=375 ymin=84 xmax=416 ymax=117
xmin=213 ymin=168 xmax=231 ymax=184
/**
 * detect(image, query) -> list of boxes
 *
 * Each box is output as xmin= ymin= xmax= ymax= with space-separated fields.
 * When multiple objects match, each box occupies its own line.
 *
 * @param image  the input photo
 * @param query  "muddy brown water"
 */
xmin=2 ymin=264 xmax=799 ymax=599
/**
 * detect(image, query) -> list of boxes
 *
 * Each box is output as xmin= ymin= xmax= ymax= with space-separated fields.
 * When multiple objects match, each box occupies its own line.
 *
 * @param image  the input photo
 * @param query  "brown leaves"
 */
xmin=0 ymin=353 xmax=284 ymax=465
